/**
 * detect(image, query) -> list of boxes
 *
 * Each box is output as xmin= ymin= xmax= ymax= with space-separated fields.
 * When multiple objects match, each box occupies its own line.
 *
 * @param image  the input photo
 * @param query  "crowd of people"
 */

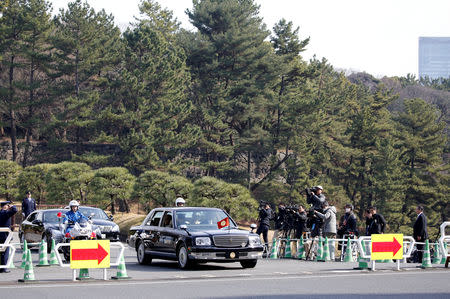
xmin=256 ymin=185 xmax=429 ymax=262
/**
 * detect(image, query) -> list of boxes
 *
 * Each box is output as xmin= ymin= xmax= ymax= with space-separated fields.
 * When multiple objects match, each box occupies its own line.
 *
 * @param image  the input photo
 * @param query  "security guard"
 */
xmin=0 ymin=201 xmax=17 ymax=273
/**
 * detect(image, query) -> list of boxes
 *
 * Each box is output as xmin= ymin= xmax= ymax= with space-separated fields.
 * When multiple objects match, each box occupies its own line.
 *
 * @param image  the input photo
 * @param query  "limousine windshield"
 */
xmin=175 ymin=209 xmax=237 ymax=230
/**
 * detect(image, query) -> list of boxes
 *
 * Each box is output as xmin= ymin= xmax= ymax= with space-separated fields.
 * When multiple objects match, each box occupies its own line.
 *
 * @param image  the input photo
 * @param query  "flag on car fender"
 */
xmin=217 ymin=217 xmax=229 ymax=229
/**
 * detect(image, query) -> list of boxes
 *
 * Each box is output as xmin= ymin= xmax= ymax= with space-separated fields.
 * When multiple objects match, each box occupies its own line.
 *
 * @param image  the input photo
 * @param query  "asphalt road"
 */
xmin=1 ymin=237 xmax=449 ymax=299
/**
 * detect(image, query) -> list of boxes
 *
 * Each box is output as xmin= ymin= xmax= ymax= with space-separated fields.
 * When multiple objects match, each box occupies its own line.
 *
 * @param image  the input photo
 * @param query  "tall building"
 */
xmin=418 ymin=37 xmax=450 ymax=79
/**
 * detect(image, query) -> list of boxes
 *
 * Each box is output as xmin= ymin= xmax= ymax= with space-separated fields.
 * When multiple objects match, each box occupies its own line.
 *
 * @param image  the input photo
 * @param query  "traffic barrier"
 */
xmin=49 ymin=239 xmax=59 ymax=266
xmin=111 ymin=253 xmax=131 ymax=280
xmin=269 ymin=238 xmax=278 ymax=259
xmin=77 ymin=268 xmax=92 ymax=280
xmin=36 ymin=240 xmax=50 ymax=267
xmin=354 ymin=240 xmax=370 ymax=270
xmin=297 ymin=236 xmax=305 ymax=259
xmin=421 ymin=240 xmax=432 ymax=268
xmin=343 ymin=237 xmax=354 ymax=262
xmin=441 ymin=243 xmax=448 ymax=265
xmin=20 ymin=240 xmax=28 ymax=269
xmin=315 ymin=237 xmax=323 ymax=262
xmin=319 ymin=237 xmax=330 ymax=262
xmin=432 ymin=242 xmax=441 ymax=264
xmin=18 ymin=249 xmax=37 ymax=283
xmin=284 ymin=237 xmax=292 ymax=258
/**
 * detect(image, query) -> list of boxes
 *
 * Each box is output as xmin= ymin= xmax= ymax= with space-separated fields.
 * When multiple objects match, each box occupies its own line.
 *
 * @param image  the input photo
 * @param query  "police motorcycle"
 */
xmin=55 ymin=211 xmax=101 ymax=262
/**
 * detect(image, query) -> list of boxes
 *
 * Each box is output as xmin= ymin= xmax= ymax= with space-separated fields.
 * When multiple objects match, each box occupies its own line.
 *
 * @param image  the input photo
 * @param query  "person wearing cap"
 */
xmin=21 ymin=191 xmax=36 ymax=219
xmin=307 ymin=185 xmax=326 ymax=210
xmin=0 ymin=201 xmax=17 ymax=273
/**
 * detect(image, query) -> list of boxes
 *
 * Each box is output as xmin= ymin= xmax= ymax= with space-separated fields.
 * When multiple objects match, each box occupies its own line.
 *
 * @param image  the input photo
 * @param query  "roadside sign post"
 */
xmin=371 ymin=234 xmax=403 ymax=271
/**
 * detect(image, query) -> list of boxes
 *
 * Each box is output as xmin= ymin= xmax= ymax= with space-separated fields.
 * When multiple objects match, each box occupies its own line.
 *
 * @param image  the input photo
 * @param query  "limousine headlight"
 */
xmin=195 ymin=237 xmax=211 ymax=246
xmin=248 ymin=235 xmax=262 ymax=247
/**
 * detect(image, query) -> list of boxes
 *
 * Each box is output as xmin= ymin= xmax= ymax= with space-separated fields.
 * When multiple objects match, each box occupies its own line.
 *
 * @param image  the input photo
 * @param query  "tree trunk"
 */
xmin=23 ymin=56 xmax=35 ymax=167
xmin=9 ymin=55 xmax=17 ymax=162
xmin=110 ymin=195 xmax=115 ymax=215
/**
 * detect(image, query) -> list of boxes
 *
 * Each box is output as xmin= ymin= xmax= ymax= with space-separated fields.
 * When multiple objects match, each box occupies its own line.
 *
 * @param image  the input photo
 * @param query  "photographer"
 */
xmin=306 ymin=185 xmax=326 ymax=210
xmin=314 ymin=201 xmax=337 ymax=260
xmin=257 ymin=203 xmax=273 ymax=246
xmin=294 ymin=205 xmax=308 ymax=239
xmin=272 ymin=203 xmax=286 ymax=241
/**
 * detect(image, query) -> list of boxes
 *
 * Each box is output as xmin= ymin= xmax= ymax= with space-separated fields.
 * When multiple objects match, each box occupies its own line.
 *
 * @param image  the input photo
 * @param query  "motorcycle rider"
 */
xmin=64 ymin=200 xmax=89 ymax=233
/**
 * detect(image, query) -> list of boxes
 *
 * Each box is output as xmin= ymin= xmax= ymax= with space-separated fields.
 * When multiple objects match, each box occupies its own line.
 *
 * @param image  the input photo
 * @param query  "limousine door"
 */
xmin=158 ymin=211 xmax=177 ymax=255
xmin=141 ymin=210 xmax=164 ymax=253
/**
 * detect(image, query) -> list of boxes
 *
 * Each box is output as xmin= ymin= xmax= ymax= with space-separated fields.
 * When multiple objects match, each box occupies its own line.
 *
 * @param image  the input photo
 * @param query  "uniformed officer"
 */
xmin=0 ymin=201 xmax=18 ymax=273
xmin=21 ymin=191 xmax=36 ymax=219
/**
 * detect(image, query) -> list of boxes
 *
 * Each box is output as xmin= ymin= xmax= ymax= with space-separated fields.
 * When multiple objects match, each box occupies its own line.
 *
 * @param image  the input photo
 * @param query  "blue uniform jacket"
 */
xmin=0 ymin=205 xmax=17 ymax=241
xmin=64 ymin=210 xmax=88 ymax=233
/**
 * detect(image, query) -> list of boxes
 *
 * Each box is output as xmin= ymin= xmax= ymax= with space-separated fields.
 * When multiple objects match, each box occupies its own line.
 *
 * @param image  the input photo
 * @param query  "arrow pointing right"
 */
xmin=71 ymin=243 xmax=108 ymax=264
xmin=372 ymin=237 xmax=402 ymax=256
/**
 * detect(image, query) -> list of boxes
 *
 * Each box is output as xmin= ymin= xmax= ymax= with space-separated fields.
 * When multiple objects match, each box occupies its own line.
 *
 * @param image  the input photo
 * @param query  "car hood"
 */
xmin=91 ymin=219 xmax=116 ymax=226
xmin=187 ymin=228 xmax=253 ymax=237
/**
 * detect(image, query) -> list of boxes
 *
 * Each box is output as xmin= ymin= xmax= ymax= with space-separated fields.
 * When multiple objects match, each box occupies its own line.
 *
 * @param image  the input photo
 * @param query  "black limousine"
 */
xmin=128 ymin=207 xmax=264 ymax=269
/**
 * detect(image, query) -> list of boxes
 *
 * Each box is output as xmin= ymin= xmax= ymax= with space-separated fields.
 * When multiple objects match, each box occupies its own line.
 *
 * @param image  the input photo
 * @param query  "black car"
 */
xmin=19 ymin=209 xmax=66 ymax=252
xmin=77 ymin=206 xmax=120 ymax=241
xmin=128 ymin=207 xmax=264 ymax=269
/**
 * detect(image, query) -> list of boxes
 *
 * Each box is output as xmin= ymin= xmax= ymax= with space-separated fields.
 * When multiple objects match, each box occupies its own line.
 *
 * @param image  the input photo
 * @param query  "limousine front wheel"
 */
xmin=137 ymin=241 xmax=152 ymax=265
xmin=177 ymin=244 xmax=194 ymax=269
xmin=240 ymin=259 xmax=257 ymax=268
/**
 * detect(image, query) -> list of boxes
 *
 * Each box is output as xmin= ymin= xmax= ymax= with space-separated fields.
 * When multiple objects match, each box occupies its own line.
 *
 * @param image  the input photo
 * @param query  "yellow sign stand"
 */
xmin=70 ymin=240 xmax=110 ymax=269
xmin=371 ymin=234 xmax=403 ymax=260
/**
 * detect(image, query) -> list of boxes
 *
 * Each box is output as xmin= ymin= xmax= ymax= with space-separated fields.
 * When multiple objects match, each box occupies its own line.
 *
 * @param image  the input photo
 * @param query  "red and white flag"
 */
xmin=217 ymin=217 xmax=229 ymax=229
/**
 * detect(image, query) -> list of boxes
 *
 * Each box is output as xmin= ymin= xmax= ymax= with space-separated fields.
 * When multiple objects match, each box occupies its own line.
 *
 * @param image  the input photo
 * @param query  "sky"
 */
xmin=50 ymin=0 xmax=450 ymax=78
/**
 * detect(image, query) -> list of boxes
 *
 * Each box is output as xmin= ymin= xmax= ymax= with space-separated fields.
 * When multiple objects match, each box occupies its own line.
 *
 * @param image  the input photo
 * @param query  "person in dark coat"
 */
xmin=367 ymin=206 xmax=386 ymax=235
xmin=0 ymin=201 xmax=18 ymax=273
xmin=294 ymin=205 xmax=308 ymax=239
xmin=413 ymin=205 xmax=428 ymax=263
xmin=21 ymin=191 xmax=36 ymax=219
xmin=257 ymin=203 xmax=273 ymax=246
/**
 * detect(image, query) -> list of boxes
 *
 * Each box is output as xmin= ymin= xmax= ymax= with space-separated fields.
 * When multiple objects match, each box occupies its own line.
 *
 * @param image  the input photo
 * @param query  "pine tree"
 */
xmin=394 ymin=98 xmax=447 ymax=237
xmin=185 ymin=0 xmax=276 ymax=184
xmin=19 ymin=0 xmax=53 ymax=166
xmin=0 ymin=0 xmax=27 ymax=162
xmin=50 ymin=0 xmax=121 ymax=143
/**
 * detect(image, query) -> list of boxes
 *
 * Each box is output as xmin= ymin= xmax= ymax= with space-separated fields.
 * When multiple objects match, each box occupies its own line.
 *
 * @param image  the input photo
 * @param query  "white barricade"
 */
xmin=0 ymin=228 xmax=16 ymax=269
xmin=438 ymin=222 xmax=450 ymax=262
xmin=55 ymin=241 xmax=125 ymax=281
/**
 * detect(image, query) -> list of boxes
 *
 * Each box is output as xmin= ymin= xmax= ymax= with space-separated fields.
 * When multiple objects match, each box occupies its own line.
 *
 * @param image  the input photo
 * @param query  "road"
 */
xmin=0 ymin=238 xmax=449 ymax=299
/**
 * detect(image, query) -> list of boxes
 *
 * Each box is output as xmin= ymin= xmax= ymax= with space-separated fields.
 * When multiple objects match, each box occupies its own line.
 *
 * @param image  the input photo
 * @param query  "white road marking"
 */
xmin=0 ymin=270 xmax=447 ymax=290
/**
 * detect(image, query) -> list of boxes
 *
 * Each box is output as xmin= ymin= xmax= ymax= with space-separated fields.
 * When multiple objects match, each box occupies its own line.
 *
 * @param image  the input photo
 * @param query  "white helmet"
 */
xmin=69 ymin=200 xmax=80 ymax=207
xmin=315 ymin=185 xmax=323 ymax=190
xmin=175 ymin=197 xmax=185 ymax=207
